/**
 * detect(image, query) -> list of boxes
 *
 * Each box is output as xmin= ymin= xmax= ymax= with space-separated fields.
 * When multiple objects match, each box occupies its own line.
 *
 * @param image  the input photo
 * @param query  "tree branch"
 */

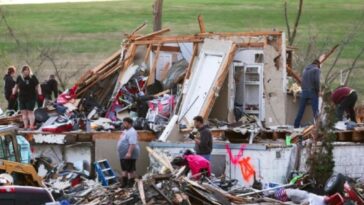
xmin=289 ymin=0 xmax=304 ymax=45
xmin=344 ymin=47 xmax=364 ymax=85
xmin=284 ymin=1 xmax=291 ymax=43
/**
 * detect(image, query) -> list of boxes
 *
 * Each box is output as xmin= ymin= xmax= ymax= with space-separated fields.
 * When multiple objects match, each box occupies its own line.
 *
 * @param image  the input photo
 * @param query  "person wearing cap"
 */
xmin=331 ymin=86 xmax=357 ymax=122
xmin=4 ymin=66 xmax=18 ymax=112
xmin=293 ymin=58 xmax=322 ymax=128
xmin=11 ymin=65 xmax=43 ymax=130
xmin=189 ymin=116 xmax=213 ymax=161
xmin=117 ymin=117 xmax=140 ymax=188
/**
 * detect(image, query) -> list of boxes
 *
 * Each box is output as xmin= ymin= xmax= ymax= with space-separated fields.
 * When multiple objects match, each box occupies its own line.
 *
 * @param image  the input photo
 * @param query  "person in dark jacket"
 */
xmin=4 ymin=66 xmax=18 ymax=111
xmin=39 ymin=75 xmax=58 ymax=106
xmin=189 ymin=116 xmax=213 ymax=161
xmin=12 ymin=65 xmax=43 ymax=130
xmin=294 ymin=59 xmax=322 ymax=128
xmin=331 ymin=86 xmax=357 ymax=122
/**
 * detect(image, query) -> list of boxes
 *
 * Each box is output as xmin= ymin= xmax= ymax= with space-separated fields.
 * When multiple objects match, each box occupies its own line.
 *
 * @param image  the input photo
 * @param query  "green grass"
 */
xmin=0 ymin=0 xmax=364 ymax=107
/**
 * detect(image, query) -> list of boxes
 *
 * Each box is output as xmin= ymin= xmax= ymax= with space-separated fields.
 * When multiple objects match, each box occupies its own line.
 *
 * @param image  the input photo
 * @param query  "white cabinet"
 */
xmin=243 ymin=64 xmax=264 ymax=120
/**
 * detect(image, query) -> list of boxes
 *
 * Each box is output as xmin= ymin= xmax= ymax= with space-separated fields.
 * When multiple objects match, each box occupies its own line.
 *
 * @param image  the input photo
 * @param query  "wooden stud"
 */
xmin=287 ymin=64 xmax=302 ymax=85
xmin=184 ymin=42 xmax=198 ymax=80
xmin=144 ymin=44 xmax=152 ymax=63
xmin=147 ymin=44 xmax=161 ymax=86
xmin=197 ymin=15 xmax=206 ymax=33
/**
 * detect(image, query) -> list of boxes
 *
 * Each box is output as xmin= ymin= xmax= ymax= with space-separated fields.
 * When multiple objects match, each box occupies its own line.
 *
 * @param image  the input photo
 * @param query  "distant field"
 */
xmin=0 ymin=0 xmax=363 ymax=107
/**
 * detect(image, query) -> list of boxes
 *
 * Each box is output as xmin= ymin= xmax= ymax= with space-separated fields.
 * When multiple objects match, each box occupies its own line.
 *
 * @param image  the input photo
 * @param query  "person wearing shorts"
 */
xmin=12 ymin=65 xmax=43 ymax=130
xmin=117 ymin=117 xmax=140 ymax=188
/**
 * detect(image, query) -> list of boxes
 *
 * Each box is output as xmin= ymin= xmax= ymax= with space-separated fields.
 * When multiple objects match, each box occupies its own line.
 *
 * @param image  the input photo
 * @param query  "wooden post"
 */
xmin=198 ymin=15 xmax=206 ymax=33
xmin=153 ymin=0 xmax=163 ymax=31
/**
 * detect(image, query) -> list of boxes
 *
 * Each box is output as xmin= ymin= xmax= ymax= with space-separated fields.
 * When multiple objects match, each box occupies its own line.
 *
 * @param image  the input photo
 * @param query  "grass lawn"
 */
xmin=0 ymin=0 xmax=363 ymax=106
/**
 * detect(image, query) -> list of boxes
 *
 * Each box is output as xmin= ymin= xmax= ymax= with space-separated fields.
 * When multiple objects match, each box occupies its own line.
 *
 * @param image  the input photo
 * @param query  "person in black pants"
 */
xmin=12 ymin=65 xmax=43 ymax=130
xmin=4 ymin=66 xmax=18 ymax=112
xmin=331 ymin=86 xmax=358 ymax=122
xmin=39 ymin=74 xmax=59 ymax=106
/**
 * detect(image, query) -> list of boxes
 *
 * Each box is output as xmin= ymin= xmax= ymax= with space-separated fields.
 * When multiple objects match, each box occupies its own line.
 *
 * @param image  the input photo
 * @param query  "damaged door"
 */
xmin=179 ymin=39 xmax=234 ymax=126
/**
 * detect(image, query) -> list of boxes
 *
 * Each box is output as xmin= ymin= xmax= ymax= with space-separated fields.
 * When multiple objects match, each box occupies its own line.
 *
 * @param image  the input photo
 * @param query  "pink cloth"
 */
xmin=184 ymin=155 xmax=211 ymax=179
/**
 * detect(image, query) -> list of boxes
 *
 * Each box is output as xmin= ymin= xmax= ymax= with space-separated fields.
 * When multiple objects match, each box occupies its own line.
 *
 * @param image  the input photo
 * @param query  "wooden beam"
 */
xmin=146 ymin=146 xmax=174 ymax=172
xmin=147 ymin=44 xmax=161 ymax=86
xmin=135 ymin=28 xmax=170 ymax=41
xmin=319 ymin=44 xmax=339 ymax=64
xmin=144 ymin=44 xmax=152 ymax=63
xmin=197 ymin=15 xmax=206 ymax=33
xmin=152 ymin=45 xmax=180 ymax=52
xmin=184 ymin=42 xmax=198 ymax=80
xmin=236 ymin=42 xmax=265 ymax=48
xmin=287 ymin=65 xmax=302 ymax=85
xmin=130 ymin=22 xmax=147 ymax=37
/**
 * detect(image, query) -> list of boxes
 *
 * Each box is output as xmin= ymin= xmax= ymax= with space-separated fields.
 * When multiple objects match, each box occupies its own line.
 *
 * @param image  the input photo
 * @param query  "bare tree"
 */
xmin=284 ymin=0 xmax=304 ymax=46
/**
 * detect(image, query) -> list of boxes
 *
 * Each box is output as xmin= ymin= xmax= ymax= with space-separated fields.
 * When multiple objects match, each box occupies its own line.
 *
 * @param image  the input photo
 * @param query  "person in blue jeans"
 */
xmin=294 ymin=59 xmax=321 ymax=128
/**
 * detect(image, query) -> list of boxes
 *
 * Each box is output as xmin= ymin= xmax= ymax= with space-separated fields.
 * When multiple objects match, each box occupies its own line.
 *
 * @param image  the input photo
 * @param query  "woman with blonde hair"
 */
xmin=4 ymin=66 xmax=18 ymax=112
xmin=11 ymin=65 xmax=43 ymax=130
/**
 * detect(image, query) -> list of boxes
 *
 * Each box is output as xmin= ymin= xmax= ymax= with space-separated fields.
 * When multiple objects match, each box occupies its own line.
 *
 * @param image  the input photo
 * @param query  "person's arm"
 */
xmin=125 ymin=131 xmax=137 ymax=158
xmin=125 ymin=144 xmax=136 ymax=159
xmin=12 ymin=84 xmax=18 ymax=95
xmin=53 ymin=81 xmax=59 ymax=98
xmin=37 ymin=84 xmax=42 ymax=95
xmin=313 ymin=69 xmax=321 ymax=95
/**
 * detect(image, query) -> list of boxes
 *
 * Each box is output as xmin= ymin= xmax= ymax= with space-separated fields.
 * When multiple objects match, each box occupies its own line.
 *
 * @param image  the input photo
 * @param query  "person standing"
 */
xmin=189 ymin=116 xmax=213 ymax=161
xmin=12 ymin=65 xmax=43 ymax=130
xmin=293 ymin=59 xmax=321 ymax=128
xmin=331 ymin=86 xmax=357 ymax=122
xmin=39 ymin=74 xmax=59 ymax=106
xmin=4 ymin=66 xmax=18 ymax=112
xmin=117 ymin=117 xmax=140 ymax=188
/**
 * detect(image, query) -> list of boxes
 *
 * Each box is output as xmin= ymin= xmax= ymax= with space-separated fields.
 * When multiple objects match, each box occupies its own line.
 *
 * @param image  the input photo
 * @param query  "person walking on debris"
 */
xmin=331 ymin=86 xmax=357 ymax=122
xmin=117 ymin=117 xmax=140 ymax=188
xmin=11 ymin=65 xmax=43 ymax=130
xmin=189 ymin=116 xmax=213 ymax=161
xmin=294 ymin=57 xmax=323 ymax=128
xmin=40 ymin=74 xmax=59 ymax=105
xmin=4 ymin=66 xmax=18 ymax=112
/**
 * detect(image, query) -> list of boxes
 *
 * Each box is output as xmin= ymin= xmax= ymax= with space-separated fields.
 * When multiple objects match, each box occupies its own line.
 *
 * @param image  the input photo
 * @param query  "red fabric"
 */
xmin=57 ymin=85 xmax=78 ymax=104
xmin=184 ymin=155 xmax=211 ymax=179
xmin=331 ymin=87 xmax=352 ymax=104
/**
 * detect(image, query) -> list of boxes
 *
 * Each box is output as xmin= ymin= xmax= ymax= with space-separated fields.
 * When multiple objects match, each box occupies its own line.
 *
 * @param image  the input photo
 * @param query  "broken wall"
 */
xmin=263 ymin=44 xmax=287 ymax=126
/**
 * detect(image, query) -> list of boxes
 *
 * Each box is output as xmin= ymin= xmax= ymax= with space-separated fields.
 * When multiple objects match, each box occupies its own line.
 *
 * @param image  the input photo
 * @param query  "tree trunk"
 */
xmin=153 ymin=0 xmax=163 ymax=31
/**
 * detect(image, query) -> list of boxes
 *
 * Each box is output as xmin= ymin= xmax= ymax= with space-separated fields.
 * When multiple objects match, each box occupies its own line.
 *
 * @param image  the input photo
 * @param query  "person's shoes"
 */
xmin=121 ymin=176 xmax=128 ymax=188
xmin=127 ymin=178 xmax=135 ymax=188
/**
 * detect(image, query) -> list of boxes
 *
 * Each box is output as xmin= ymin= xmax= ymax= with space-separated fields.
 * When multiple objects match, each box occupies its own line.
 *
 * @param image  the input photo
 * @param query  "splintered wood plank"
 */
xmin=184 ymin=42 xmax=198 ymax=80
xmin=147 ymin=44 xmax=161 ymax=86
xmin=144 ymin=44 xmax=152 ymax=63
xmin=137 ymin=179 xmax=147 ymax=205
xmin=135 ymin=28 xmax=170 ymax=41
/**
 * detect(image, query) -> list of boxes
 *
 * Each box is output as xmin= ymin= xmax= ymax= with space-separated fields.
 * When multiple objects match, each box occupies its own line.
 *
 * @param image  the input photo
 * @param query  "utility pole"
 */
xmin=153 ymin=0 xmax=163 ymax=31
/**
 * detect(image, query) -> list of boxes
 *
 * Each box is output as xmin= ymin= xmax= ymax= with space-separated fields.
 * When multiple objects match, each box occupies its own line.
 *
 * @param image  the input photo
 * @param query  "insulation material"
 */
xmin=33 ymin=134 xmax=66 ymax=144
xmin=178 ymin=39 xmax=234 ymax=125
